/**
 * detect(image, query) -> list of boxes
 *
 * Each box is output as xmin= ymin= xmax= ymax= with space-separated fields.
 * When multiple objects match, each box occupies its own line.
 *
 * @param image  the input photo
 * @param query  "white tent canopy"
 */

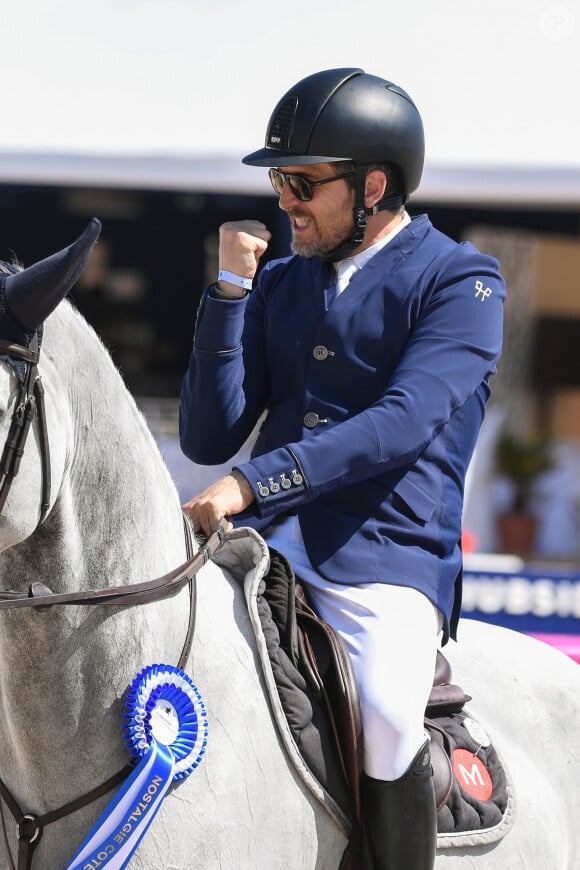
xmin=2 ymin=0 xmax=579 ymax=206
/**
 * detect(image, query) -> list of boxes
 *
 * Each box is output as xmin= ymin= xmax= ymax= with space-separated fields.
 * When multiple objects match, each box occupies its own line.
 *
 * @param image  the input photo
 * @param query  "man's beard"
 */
xmin=288 ymin=209 xmax=355 ymax=258
xmin=291 ymin=237 xmax=335 ymax=257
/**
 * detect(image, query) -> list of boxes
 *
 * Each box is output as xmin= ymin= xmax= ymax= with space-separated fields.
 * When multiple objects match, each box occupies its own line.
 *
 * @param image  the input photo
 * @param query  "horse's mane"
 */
xmin=0 ymin=259 xmax=22 ymax=275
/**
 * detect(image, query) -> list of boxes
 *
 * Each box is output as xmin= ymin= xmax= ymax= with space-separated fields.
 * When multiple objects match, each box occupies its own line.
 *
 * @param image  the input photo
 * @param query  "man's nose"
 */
xmin=278 ymin=181 xmax=302 ymax=211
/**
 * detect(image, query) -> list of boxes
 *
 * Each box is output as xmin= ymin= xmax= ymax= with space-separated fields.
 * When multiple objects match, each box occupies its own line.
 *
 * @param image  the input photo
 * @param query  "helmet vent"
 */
xmin=267 ymin=96 xmax=297 ymax=150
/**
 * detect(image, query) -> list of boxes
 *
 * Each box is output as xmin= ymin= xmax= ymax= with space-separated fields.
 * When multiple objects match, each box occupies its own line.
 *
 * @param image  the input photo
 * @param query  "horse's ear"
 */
xmin=4 ymin=218 xmax=101 ymax=332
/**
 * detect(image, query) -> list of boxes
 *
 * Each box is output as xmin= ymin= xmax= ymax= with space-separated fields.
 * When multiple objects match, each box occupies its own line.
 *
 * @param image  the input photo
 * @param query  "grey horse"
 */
xmin=0 ymin=222 xmax=578 ymax=869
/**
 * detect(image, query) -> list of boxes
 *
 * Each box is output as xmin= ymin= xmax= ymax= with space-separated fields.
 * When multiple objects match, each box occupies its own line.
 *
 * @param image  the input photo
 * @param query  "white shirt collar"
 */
xmin=333 ymin=210 xmax=411 ymax=278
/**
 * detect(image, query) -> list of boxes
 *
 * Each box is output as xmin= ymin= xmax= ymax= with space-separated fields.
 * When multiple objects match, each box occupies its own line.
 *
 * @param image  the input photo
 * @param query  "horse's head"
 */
xmin=0 ymin=219 xmax=101 ymax=550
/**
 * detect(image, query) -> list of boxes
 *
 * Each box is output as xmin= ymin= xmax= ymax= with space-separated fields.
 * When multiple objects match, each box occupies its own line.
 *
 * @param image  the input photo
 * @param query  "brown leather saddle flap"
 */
xmin=295 ymin=589 xmax=364 ymax=821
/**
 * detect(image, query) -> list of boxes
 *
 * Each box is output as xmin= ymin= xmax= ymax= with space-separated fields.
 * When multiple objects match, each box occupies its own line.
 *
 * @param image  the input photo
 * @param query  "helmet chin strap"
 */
xmin=320 ymin=166 xmax=406 ymax=263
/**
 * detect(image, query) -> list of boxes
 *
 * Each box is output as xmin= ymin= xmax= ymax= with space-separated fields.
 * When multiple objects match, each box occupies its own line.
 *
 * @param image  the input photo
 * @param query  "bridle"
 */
xmin=0 ymin=336 xmax=229 ymax=869
xmin=0 ymin=337 xmax=51 ymax=526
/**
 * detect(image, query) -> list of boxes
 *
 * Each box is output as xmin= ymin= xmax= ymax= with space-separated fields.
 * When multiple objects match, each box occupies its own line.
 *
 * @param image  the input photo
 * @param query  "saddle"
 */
xmin=260 ymin=547 xmax=513 ymax=868
xmin=294 ymin=584 xmax=464 ymax=827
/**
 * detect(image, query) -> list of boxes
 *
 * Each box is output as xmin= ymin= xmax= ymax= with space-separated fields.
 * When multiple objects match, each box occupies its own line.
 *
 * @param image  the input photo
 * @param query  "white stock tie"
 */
xmin=335 ymin=258 xmax=358 ymax=299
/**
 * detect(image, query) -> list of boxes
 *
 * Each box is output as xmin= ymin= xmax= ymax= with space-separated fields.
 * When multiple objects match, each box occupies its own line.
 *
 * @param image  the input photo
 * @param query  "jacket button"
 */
xmin=313 ymin=344 xmax=333 ymax=361
xmin=304 ymin=412 xmax=328 ymax=428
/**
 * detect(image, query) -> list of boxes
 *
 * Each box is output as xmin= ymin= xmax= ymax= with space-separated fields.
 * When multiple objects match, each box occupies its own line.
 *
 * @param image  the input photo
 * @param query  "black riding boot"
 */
xmin=361 ymin=740 xmax=436 ymax=870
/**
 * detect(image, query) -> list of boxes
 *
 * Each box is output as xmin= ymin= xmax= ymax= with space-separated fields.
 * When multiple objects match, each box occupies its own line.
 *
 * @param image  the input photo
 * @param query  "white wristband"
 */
xmin=218 ymin=270 xmax=253 ymax=291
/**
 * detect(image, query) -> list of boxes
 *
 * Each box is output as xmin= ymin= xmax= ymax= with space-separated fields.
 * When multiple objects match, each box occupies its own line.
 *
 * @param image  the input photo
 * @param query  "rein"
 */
xmin=0 ymin=517 xmax=226 ymax=614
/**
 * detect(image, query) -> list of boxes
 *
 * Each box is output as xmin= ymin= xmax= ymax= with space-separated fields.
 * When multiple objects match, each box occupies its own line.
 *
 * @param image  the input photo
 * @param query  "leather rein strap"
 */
xmin=0 ymin=518 xmax=225 ymax=615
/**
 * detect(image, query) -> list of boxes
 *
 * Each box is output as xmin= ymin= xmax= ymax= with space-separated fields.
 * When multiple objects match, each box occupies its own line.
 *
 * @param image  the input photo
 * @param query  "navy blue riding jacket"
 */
xmin=180 ymin=215 xmax=505 ymax=641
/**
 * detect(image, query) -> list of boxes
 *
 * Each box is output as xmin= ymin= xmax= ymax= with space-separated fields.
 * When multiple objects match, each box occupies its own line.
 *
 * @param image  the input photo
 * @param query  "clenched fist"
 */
xmin=217 ymin=220 xmax=272 ymax=297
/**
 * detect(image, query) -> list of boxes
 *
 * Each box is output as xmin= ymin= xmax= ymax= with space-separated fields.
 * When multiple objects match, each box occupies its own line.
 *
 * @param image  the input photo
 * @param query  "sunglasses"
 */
xmin=268 ymin=168 xmax=355 ymax=202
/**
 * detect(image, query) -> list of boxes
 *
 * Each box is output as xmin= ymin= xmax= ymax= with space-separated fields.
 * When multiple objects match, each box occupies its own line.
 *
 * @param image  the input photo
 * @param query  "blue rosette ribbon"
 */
xmin=65 ymin=664 xmax=207 ymax=870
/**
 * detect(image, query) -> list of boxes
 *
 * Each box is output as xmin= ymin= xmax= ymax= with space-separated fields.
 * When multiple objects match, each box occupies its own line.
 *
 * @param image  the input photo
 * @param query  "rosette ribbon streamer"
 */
xmin=65 ymin=664 xmax=207 ymax=870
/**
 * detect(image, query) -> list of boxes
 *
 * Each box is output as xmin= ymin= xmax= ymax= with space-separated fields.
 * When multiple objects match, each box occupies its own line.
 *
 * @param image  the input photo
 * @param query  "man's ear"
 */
xmin=364 ymin=170 xmax=387 ymax=209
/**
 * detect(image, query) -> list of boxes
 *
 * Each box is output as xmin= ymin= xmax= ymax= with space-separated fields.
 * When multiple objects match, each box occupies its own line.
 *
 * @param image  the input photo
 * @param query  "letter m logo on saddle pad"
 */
xmin=453 ymin=749 xmax=493 ymax=801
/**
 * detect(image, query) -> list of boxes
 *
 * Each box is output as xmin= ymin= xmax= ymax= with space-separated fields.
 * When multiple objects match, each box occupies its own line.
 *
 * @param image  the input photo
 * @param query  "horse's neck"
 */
xmin=49 ymin=303 xmax=187 ymax=578
xmin=0 ymin=303 xmax=193 ymax=807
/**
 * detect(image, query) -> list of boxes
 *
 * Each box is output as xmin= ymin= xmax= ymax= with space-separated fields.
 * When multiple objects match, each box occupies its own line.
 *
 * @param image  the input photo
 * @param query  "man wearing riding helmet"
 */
xmin=180 ymin=68 xmax=505 ymax=869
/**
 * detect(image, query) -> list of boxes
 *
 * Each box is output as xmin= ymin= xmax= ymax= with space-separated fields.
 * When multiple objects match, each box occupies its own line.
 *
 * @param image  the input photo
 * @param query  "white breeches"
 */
xmin=264 ymin=516 xmax=443 ymax=781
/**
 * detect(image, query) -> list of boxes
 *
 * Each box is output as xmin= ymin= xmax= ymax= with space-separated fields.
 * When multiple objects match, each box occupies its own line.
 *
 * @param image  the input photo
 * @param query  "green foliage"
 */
xmin=496 ymin=434 xmax=553 ymax=512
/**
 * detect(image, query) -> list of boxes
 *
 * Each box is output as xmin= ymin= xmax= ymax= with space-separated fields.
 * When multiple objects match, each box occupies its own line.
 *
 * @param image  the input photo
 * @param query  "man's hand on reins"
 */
xmin=182 ymin=470 xmax=255 ymax=538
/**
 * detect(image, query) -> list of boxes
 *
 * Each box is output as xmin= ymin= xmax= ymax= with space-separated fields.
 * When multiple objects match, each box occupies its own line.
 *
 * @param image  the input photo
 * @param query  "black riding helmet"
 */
xmin=243 ymin=68 xmax=425 ymax=261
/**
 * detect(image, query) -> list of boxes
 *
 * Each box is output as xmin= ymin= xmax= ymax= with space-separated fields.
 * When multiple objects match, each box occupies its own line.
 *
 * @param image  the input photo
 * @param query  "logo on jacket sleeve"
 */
xmin=474 ymin=280 xmax=493 ymax=301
